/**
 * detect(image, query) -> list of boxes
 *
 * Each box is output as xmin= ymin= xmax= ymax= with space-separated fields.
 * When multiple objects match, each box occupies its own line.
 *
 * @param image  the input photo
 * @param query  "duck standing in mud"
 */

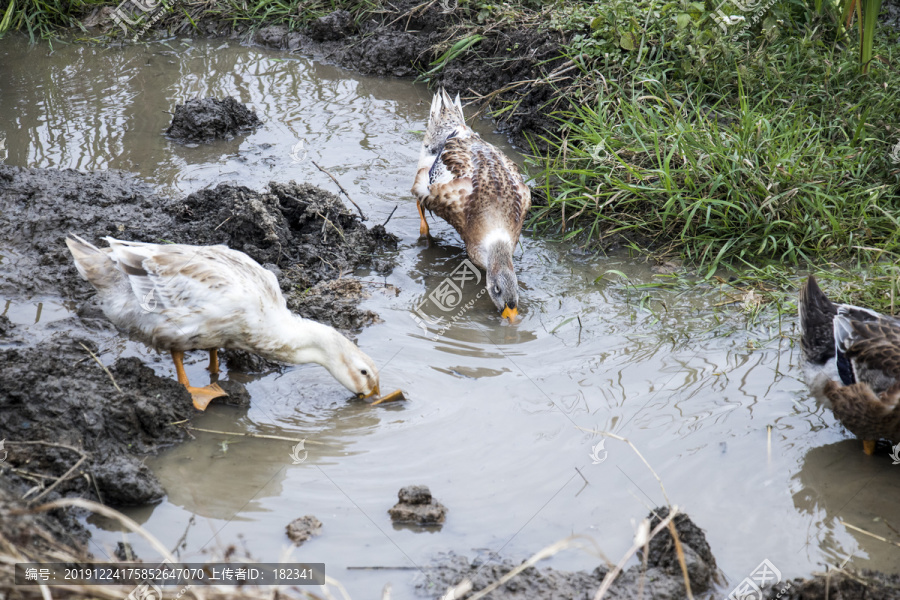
xmin=412 ymin=89 xmax=531 ymax=320
xmin=798 ymin=275 xmax=900 ymax=454
xmin=66 ymin=234 xmax=382 ymax=410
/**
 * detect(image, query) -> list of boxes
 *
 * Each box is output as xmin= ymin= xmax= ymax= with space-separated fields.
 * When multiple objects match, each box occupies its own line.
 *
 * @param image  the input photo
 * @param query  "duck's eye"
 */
xmin=361 ymin=369 xmax=368 ymax=376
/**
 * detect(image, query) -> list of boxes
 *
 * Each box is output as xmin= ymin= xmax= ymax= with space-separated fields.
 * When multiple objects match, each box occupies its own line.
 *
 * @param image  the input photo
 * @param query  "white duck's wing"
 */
xmin=103 ymin=238 xmax=285 ymax=319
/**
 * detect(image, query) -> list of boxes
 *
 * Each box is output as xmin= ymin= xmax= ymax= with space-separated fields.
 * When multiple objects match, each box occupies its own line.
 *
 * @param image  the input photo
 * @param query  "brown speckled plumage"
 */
xmin=412 ymin=90 xmax=530 ymax=269
xmin=799 ymin=275 xmax=900 ymax=445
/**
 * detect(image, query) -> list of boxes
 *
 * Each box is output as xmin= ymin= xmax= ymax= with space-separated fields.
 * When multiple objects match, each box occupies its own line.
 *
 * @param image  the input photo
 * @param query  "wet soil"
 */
xmin=417 ymin=508 xmax=718 ymax=599
xmin=0 ymin=320 xmax=194 ymax=506
xmin=285 ymin=515 xmax=323 ymax=545
xmin=166 ymin=96 xmax=262 ymax=143
xmin=250 ymin=2 xmax=568 ymax=148
xmin=388 ymin=485 xmax=448 ymax=525
xmin=0 ymin=165 xmax=397 ymax=524
xmin=767 ymin=570 xmax=900 ymax=599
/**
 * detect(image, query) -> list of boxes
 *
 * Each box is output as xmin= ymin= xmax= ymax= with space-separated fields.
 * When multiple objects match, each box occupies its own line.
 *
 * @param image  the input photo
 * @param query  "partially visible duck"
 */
xmin=799 ymin=275 xmax=900 ymax=454
xmin=66 ymin=235 xmax=380 ymax=409
xmin=411 ymin=89 xmax=531 ymax=320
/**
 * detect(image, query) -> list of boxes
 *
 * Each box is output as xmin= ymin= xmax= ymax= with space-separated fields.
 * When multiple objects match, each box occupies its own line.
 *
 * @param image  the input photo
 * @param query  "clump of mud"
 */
xmin=417 ymin=507 xmax=717 ymax=599
xmin=165 ymin=96 xmax=262 ymax=143
xmin=0 ymin=326 xmax=194 ymax=505
xmin=285 ymin=515 xmax=323 ymax=545
xmin=389 ymin=485 xmax=447 ymax=525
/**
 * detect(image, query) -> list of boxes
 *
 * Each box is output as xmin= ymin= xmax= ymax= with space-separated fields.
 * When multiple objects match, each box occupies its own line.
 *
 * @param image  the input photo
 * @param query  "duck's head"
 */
xmin=484 ymin=233 xmax=519 ymax=321
xmin=316 ymin=327 xmax=380 ymax=399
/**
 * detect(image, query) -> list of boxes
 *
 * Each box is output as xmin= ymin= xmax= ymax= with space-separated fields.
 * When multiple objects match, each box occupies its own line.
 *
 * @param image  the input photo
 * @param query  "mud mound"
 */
xmin=179 ymin=180 xmax=397 ymax=294
xmin=307 ymin=9 xmax=354 ymax=42
xmin=768 ymin=570 xmax=900 ymax=599
xmin=0 ymin=164 xmax=171 ymax=297
xmin=165 ymin=96 xmax=262 ymax=143
xmin=0 ymin=331 xmax=195 ymax=505
xmin=418 ymin=507 xmax=717 ymax=599
xmin=287 ymin=278 xmax=380 ymax=334
xmin=643 ymin=506 xmax=717 ymax=587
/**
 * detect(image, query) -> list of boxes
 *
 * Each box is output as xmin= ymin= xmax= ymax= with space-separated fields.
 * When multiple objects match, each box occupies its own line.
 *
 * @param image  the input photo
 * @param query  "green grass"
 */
xmin=525 ymin=1 xmax=900 ymax=297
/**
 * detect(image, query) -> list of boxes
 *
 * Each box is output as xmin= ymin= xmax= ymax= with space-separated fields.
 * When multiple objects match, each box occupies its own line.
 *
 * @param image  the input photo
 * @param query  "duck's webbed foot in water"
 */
xmin=863 ymin=439 xmax=876 ymax=455
xmin=172 ymin=350 xmax=229 ymax=410
xmin=187 ymin=383 xmax=228 ymax=410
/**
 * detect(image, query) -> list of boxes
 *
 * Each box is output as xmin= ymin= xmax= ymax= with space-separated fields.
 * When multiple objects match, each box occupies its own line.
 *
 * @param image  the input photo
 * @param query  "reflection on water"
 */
xmin=1 ymin=34 xmax=899 ymax=599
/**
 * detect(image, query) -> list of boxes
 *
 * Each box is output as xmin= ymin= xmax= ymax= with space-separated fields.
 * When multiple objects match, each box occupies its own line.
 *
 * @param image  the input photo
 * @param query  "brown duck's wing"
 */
xmin=841 ymin=316 xmax=900 ymax=381
xmin=430 ymin=136 xmax=530 ymax=236
xmin=825 ymin=381 xmax=900 ymax=442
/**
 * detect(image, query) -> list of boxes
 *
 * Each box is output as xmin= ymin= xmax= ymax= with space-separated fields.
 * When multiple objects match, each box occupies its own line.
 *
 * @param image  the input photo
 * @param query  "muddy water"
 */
xmin=3 ymin=36 xmax=899 ymax=598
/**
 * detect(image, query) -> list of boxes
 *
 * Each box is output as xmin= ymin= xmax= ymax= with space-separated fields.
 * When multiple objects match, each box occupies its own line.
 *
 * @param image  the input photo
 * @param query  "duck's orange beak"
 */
xmin=501 ymin=305 xmax=518 ymax=321
xmin=359 ymin=384 xmax=381 ymax=400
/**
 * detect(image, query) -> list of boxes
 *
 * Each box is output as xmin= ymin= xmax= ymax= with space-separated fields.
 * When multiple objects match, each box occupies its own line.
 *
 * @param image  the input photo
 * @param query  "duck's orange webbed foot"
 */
xmin=863 ymin=440 xmax=876 ymax=455
xmin=188 ymin=383 xmax=228 ymax=411
xmin=171 ymin=350 xmax=228 ymax=410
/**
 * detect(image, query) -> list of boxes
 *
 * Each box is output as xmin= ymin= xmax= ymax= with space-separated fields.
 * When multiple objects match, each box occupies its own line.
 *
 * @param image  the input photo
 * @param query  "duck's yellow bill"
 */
xmin=501 ymin=306 xmax=518 ymax=321
xmin=370 ymin=389 xmax=406 ymax=405
xmin=359 ymin=385 xmax=381 ymax=400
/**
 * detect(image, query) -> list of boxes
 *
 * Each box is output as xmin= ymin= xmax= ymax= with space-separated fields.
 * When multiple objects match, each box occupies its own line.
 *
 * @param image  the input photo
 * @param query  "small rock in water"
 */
xmin=286 ymin=515 xmax=323 ymax=545
xmin=389 ymin=485 xmax=447 ymax=525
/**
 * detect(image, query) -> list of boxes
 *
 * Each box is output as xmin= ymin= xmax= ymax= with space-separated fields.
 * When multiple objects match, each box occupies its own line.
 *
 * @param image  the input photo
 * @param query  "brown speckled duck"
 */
xmin=411 ymin=89 xmax=531 ymax=320
xmin=799 ymin=275 xmax=900 ymax=454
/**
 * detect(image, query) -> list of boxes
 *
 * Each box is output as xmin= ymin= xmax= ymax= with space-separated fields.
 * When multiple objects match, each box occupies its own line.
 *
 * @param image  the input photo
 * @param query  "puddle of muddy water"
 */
xmin=2 ymin=35 xmax=900 ymax=599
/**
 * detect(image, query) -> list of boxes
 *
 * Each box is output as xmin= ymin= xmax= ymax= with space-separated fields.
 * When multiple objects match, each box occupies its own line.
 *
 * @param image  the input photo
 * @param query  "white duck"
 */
xmin=66 ymin=234 xmax=380 ymax=410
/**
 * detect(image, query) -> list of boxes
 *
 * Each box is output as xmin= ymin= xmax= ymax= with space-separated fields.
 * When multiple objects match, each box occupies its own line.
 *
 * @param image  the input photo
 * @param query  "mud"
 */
xmin=417 ymin=507 xmax=717 ymax=599
xmin=0 ymin=165 xmax=397 ymax=529
xmin=165 ymin=96 xmax=262 ymax=143
xmin=0 ymin=165 xmax=397 ymax=332
xmin=767 ymin=570 xmax=900 ymax=599
xmin=285 ymin=515 xmax=323 ymax=545
xmin=252 ymin=2 xmax=568 ymax=148
xmin=0 ymin=324 xmax=194 ymax=506
xmin=388 ymin=485 xmax=447 ymax=525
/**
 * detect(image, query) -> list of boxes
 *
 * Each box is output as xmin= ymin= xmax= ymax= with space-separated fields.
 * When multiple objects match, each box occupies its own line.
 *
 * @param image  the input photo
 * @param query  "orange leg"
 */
xmin=172 ymin=350 xmax=190 ymax=385
xmin=207 ymin=349 xmax=219 ymax=375
xmin=863 ymin=440 xmax=876 ymax=455
xmin=416 ymin=199 xmax=430 ymax=238
xmin=171 ymin=350 xmax=227 ymax=411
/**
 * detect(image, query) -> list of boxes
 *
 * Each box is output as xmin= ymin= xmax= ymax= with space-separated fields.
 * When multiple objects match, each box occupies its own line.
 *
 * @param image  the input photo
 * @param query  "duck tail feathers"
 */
xmin=799 ymin=275 xmax=838 ymax=364
xmin=423 ymin=88 xmax=467 ymax=150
